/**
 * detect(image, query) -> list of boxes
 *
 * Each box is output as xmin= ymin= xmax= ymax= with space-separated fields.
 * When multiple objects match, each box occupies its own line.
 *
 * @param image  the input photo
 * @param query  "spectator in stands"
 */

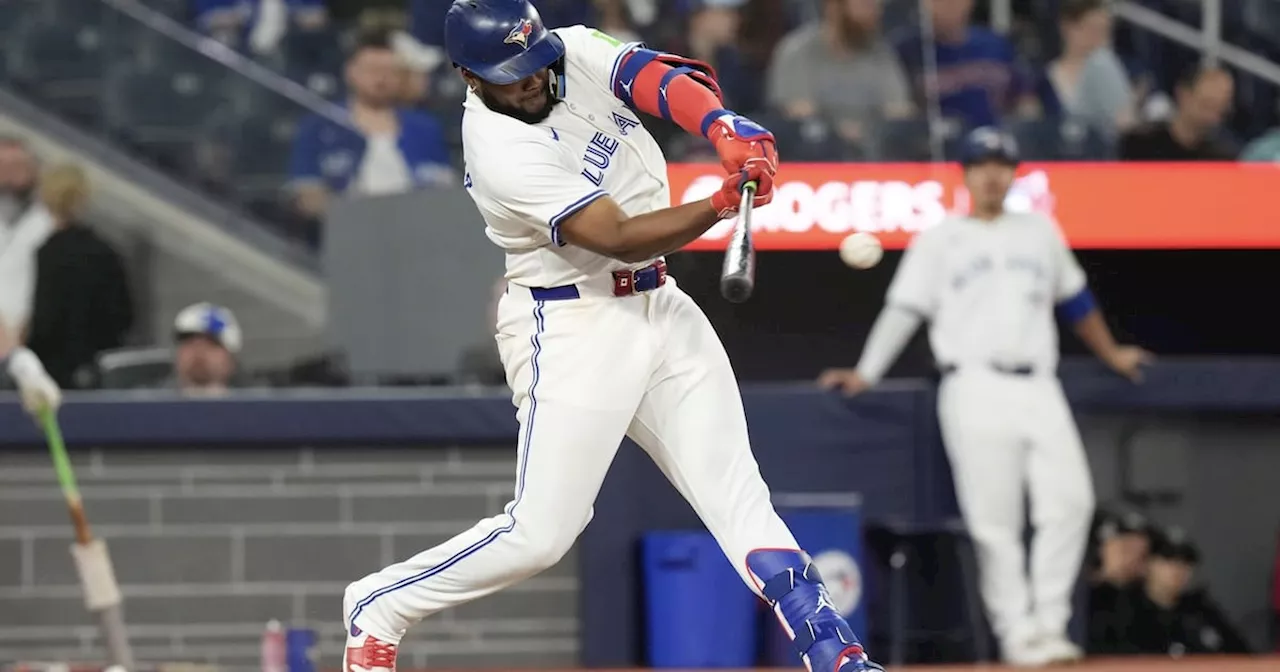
xmin=1088 ymin=525 xmax=1251 ymax=656
xmin=195 ymin=0 xmax=330 ymax=56
xmin=1086 ymin=508 xmax=1151 ymax=648
xmin=288 ymin=30 xmax=455 ymax=223
xmin=894 ymin=0 xmax=1038 ymax=129
xmin=1088 ymin=509 xmax=1151 ymax=586
xmin=592 ymin=0 xmax=644 ymax=44
xmin=167 ymin=302 xmax=245 ymax=397
xmin=0 ymin=136 xmax=53 ymax=347
xmin=658 ymin=0 xmax=754 ymax=114
xmin=24 ymin=164 xmax=133 ymax=389
xmin=766 ymin=0 xmax=912 ymax=145
xmin=1037 ymin=0 xmax=1136 ymax=141
xmin=738 ymin=0 xmax=791 ymax=72
xmin=1119 ymin=65 xmax=1236 ymax=161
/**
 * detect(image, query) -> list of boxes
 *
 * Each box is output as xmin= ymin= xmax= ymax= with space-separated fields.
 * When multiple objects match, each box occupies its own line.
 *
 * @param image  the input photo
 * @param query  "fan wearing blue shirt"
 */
xmin=194 ymin=0 xmax=328 ymax=54
xmin=288 ymin=31 xmax=455 ymax=221
xmin=894 ymin=0 xmax=1039 ymax=129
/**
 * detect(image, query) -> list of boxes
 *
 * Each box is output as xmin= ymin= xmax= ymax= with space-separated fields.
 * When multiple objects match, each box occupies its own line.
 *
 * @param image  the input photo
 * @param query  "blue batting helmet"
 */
xmin=444 ymin=0 xmax=565 ymax=85
xmin=958 ymin=126 xmax=1020 ymax=167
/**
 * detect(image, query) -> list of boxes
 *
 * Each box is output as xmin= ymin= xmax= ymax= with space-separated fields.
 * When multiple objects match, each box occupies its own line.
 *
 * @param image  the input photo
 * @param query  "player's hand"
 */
xmin=6 ymin=347 xmax=62 ymax=415
xmin=1103 ymin=345 xmax=1154 ymax=383
xmin=816 ymin=368 xmax=870 ymax=396
xmin=710 ymin=165 xmax=774 ymax=219
xmin=706 ymin=113 xmax=779 ymax=178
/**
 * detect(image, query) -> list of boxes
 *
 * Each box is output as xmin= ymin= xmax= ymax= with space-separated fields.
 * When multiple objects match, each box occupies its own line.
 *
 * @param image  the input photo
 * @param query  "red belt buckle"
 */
xmin=612 ymin=260 xmax=667 ymax=297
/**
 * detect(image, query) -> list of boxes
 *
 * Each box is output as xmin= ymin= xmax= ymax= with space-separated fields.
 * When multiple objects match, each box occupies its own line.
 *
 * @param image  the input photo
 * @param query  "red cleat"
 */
xmin=344 ymin=627 xmax=399 ymax=672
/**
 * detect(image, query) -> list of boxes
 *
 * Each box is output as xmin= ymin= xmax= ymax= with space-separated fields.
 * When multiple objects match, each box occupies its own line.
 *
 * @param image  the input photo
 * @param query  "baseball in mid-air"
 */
xmin=839 ymin=232 xmax=883 ymax=269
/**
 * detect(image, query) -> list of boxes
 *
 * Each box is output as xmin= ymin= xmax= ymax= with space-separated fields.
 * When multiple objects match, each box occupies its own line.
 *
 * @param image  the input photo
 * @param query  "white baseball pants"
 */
xmin=937 ymin=367 xmax=1095 ymax=648
xmin=344 ymin=277 xmax=799 ymax=641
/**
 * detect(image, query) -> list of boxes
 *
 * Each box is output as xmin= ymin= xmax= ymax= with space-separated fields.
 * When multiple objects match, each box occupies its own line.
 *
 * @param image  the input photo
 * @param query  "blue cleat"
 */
xmin=747 ymin=548 xmax=887 ymax=672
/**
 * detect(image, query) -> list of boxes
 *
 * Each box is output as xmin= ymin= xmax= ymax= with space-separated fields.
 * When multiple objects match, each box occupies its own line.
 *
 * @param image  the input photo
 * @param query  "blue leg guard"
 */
xmin=748 ymin=549 xmax=884 ymax=672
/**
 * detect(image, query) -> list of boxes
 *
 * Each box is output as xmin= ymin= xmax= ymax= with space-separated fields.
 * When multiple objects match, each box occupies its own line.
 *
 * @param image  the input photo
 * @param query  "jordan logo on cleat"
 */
xmin=815 ymin=587 xmax=838 ymax=614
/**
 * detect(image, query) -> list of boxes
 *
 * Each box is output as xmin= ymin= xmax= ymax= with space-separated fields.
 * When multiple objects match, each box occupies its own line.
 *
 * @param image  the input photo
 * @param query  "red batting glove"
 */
xmin=710 ymin=166 xmax=774 ymax=219
xmin=706 ymin=112 xmax=779 ymax=177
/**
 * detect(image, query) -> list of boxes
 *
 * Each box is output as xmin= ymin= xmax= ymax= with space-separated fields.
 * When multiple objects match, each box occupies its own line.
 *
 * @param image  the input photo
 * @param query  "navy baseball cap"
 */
xmin=1149 ymin=526 xmax=1200 ymax=563
xmin=959 ymin=126 xmax=1020 ymax=167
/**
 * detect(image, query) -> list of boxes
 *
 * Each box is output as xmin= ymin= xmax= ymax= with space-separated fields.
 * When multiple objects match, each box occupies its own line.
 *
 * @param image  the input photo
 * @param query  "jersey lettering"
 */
xmin=1006 ymin=256 xmax=1046 ymax=280
xmin=581 ymin=131 xmax=621 ymax=186
xmin=612 ymin=111 xmax=640 ymax=135
xmin=950 ymin=255 xmax=993 ymax=290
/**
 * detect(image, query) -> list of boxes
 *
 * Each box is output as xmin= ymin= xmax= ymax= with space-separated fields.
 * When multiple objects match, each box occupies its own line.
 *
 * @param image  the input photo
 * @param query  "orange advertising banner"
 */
xmin=669 ymin=162 xmax=1280 ymax=250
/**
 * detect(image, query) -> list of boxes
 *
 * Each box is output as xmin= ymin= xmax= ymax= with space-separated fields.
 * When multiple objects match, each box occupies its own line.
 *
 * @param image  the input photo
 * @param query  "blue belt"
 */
xmin=529 ymin=285 xmax=582 ymax=301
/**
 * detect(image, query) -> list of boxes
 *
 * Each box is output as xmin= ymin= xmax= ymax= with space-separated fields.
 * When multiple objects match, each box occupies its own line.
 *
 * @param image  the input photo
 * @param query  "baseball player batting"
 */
xmin=342 ymin=2 xmax=884 ymax=672
xmin=819 ymin=127 xmax=1151 ymax=667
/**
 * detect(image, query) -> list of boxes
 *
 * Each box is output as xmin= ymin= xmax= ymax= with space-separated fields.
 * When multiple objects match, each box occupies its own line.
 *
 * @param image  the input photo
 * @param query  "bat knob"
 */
xmin=720 ymin=276 xmax=753 ymax=303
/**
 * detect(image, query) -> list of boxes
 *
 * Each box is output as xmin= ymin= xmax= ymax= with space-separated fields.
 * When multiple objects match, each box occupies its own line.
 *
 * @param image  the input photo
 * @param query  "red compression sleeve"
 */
xmin=625 ymin=56 xmax=726 ymax=139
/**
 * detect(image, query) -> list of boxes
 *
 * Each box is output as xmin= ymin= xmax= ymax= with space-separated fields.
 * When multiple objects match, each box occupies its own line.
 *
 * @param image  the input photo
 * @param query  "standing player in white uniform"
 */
xmin=818 ymin=128 xmax=1150 ymax=667
xmin=342 ymin=2 xmax=885 ymax=671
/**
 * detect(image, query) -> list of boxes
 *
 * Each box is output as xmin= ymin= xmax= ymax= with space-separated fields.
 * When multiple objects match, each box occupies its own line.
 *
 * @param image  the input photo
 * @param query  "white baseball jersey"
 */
xmin=460 ymin=26 xmax=671 ymax=288
xmin=887 ymin=211 xmax=1087 ymax=372
xmin=344 ymin=23 xmax=882 ymax=669
xmin=901 ymin=211 xmax=1098 ymax=652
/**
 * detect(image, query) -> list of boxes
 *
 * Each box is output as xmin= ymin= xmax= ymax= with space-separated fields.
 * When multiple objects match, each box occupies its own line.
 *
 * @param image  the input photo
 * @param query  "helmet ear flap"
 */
xmin=549 ymin=56 xmax=566 ymax=99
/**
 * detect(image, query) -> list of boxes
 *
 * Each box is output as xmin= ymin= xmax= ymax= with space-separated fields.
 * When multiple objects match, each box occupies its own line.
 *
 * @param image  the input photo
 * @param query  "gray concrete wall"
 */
xmin=0 ymin=446 xmax=574 ymax=670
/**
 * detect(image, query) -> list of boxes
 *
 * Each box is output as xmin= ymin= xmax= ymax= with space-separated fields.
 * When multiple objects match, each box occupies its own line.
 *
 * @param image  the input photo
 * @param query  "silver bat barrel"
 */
xmin=719 ymin=181 xmax=758 ymax=303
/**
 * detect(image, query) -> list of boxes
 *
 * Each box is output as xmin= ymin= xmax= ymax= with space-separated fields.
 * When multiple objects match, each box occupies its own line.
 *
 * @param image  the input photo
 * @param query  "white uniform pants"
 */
xmin=937 ymin=367 xmax=1095 ymax=647
xmin=344 ymin=278 xmax=799 ymax=640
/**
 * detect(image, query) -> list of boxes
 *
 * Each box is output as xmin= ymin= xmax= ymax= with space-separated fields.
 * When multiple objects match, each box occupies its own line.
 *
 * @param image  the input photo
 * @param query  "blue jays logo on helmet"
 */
xmin=960 ymin=126 xmax=1020 ymax=167
xmin=504 ymin=18 xmax=533 ymax=49
xmin=445 ymin=0 xmax=566 ymax=85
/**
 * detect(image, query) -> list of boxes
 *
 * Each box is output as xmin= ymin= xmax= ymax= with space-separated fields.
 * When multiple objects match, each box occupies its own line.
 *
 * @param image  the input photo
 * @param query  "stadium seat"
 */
xmin=145 ymin=0 xmax=189 ymax=20
xmin=49 ymin=0 xmax=107 ymax=24
xmin=7 ymin=22 xmax=106 ymax=84
xmin=229 ymin=115 xmax=298 ymax=184
xmin=5 ymin=21 xmax=108 ymax=127
xmin=94 ymin=347 xmax=174 ymax=390
xmin=131 ymin=32 xmax=231 ymax=88
xmin=752 ymin=113 xmax=863 ymax=161
xmin=0 ymin=0 xmax=42 ymax=43
xmin=104 ymin=66 xmax=229 ymax=174
xmin=868 ymin=118 xmax=935 ymax=162
xmin=1005 ymin=118 xmax=1059 ymax=161
xmin=282 ymin=27 xmax=344 ymax=78
xmin=1006 ymin=118 xmax=1114 ymax=161
xmin=106 ymin=68 xmax=226 ymax=137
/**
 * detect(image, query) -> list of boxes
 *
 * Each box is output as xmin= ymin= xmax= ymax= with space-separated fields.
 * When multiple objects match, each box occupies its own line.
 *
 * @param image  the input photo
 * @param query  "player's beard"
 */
xmin=835 ymin=16 xmax=875 ymax=51
xmin=480 ymin=85 xmax=559 ymax=124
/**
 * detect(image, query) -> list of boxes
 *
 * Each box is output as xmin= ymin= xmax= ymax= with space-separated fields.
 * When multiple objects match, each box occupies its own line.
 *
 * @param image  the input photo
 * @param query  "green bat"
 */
xmin=38 ymin=408 xmax=136 ymax=671
xmin=39 ymin=409 xmax=90 ymax=543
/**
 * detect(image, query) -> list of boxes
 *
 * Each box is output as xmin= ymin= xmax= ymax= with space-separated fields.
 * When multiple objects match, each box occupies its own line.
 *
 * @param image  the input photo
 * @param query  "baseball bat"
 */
xmin=39 ymin=408 xmax=136 ymax=672
xmin=719 ymin=180 xmax=758 ymax=303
